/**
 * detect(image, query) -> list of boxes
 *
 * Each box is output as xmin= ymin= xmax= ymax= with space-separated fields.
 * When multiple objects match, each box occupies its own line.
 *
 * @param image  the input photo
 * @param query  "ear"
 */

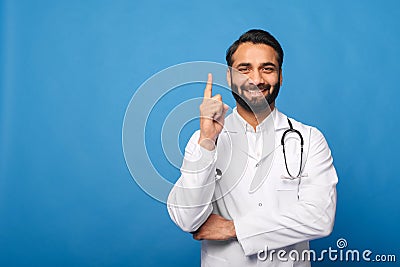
xmin=226 ymin=68 xmax=231 ymax=87
xmin=279 ymin=68 xmax=283 ymax=86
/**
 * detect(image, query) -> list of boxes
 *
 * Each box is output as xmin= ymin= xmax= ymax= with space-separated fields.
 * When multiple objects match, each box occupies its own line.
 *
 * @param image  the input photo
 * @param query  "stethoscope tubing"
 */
xmin=281 ymin=118 xmax=304 ymax=179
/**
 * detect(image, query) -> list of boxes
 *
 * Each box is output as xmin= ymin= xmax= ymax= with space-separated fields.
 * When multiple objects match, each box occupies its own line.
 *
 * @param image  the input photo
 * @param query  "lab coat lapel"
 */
xmin=249 ymin=109 xmax=290 ymax=192
xmin=221 ymin=109 xmax=291 ymax=193
xmin=222 ymin=113 xmax=249 ymax=156
xmin=249 ymin=113 xmax=275 ymax=192
xmin=273 ymin=108 xmax=290 ymax=131
xmin=224 ymin=109 xmax=286 ymax=157
xmin=216 ymin=115 xmax=250 ymax=198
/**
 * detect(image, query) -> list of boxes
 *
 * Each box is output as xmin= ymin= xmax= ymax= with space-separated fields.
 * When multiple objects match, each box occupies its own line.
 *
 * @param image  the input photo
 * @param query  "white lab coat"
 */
xmin=167 ymin=108 xmax=338 ymax=267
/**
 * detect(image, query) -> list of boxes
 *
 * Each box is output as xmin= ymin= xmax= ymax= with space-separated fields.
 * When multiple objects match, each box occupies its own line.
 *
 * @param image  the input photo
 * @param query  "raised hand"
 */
xmin=198 ymin=73 xmax=229 ymax=150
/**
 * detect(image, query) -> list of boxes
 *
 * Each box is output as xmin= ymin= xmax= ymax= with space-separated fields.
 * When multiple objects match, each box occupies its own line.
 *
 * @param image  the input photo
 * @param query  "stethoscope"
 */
xmin=281 ymin=118 xmax=304 ymax=179
xmin=215 ymin=117 xmax=305 ymax=181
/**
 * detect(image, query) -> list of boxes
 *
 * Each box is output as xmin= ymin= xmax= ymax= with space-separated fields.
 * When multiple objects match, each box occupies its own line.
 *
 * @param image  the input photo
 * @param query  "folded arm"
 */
xmin=233 ymin=127 xmax=338 ymax=255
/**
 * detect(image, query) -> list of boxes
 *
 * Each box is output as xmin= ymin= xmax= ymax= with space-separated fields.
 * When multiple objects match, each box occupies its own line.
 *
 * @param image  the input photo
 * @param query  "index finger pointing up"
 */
xmin=203 ymin=73 xmax=213 ymax=98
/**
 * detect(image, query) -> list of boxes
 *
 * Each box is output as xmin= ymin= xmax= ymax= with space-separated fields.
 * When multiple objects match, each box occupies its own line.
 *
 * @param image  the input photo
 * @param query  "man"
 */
xmin=167 ymin=29 xmax=338 ymax=266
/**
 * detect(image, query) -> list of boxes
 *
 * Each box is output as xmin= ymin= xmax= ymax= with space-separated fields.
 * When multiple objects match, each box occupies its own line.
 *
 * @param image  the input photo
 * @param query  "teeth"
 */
xmin=248 ymin=90 xmax=263 ymax=96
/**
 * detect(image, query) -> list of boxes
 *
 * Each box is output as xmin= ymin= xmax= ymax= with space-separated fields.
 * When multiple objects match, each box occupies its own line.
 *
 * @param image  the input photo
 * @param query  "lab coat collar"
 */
xmin=232 ymin=107 xmax=275 ymax=133
xmin=223 ymin=107 xmax=290 ymax=193
xmin=225 ymin=106 xmax=291 ymax=162
xmin=231 ymin=107 xmax=289 ymax=133
xmin=225 ymin=107 xmax=277 ymax=159
xmin=222 ymin=107 xmax=292 ymax=193
xmin=273 ymin=107 xmax=291 ymax=131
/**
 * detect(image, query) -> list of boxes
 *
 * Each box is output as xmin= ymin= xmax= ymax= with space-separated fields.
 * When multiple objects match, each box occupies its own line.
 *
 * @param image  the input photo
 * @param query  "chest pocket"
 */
xmin=275 ymin=161 xmax=300 ymax=211
xmin=276 ymin=179 xmax=299 ymax=211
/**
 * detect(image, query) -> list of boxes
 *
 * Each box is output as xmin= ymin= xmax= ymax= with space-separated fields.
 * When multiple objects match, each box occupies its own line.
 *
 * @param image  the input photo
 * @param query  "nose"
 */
xmin=248 ymin=70 xmax=264 ymax=85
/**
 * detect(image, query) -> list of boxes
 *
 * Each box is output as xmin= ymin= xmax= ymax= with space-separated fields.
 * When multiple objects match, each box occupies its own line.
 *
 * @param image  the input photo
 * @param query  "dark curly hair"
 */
xmin=226 ymin=29 xmax=284 ymax=69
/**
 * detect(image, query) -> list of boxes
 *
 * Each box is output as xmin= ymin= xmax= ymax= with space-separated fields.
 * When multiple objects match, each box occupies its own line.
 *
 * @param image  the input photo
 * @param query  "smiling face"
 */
xmin=228 ymin=42 xmax=282 ymax=114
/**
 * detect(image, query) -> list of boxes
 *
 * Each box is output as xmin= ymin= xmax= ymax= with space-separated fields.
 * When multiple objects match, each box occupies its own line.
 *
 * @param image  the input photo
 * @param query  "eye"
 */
xmin=238 ymin=67 xmax=250 ymax=73
xmin=262 ymin=67 xmax=275 ymax=73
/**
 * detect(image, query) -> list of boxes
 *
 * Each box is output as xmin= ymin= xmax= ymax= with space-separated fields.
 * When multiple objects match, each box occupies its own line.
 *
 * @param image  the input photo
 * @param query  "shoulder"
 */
xmin=280 ymin=110 xmax=325 ymax=139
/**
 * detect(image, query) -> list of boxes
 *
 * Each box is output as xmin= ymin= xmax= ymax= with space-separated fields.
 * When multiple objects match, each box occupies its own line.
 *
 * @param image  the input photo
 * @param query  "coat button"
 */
xmin=215 ymin=168 xmax=222 ymax=180
xmin=256 ymin=163 xmax=260 ymax=167
xmin=258 ymin=203 xmax=262 ymax=207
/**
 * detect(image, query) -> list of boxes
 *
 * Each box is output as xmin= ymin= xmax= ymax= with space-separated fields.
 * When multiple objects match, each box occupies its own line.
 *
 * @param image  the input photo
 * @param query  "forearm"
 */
xmin=192 ymin=213 xmax=236 ymax=241
xmin=235 ymin=150 xmax=338 ymax=256
xmin=234 ymin=186 xmax=337 ymax=255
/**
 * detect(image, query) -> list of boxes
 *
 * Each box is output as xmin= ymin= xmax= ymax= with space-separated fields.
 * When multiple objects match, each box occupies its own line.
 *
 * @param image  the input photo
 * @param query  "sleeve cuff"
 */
xmin=234 ymin=216 xmax=268 ymax=256
xmin=234 ymin=217 xmax=252 ymax=255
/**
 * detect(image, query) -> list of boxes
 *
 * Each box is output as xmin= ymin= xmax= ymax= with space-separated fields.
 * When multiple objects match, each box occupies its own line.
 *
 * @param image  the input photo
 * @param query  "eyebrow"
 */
xmin=235 ymin=63 xmax=251 ymax=68
xmin=261 ymin=62 xmax=277 ymax=68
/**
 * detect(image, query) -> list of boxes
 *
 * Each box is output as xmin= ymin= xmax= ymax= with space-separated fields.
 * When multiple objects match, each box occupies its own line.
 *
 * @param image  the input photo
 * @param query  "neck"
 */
xmin=236 ymin=102 xmax=275 ymax=131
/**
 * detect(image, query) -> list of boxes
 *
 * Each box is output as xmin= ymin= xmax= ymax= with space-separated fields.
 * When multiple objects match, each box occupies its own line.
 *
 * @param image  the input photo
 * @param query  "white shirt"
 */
xmin=167 ymin=108 xmax=338 ymax=267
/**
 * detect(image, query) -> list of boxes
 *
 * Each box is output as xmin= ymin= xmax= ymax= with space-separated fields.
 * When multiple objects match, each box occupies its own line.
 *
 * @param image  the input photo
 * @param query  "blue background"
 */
xmin=1 ymin=0 xmax=399 ymax=266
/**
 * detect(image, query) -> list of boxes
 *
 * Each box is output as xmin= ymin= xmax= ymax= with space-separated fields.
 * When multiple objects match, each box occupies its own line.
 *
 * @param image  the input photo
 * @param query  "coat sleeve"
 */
xmin=234 ymin=127 xmax=338 ymax=256
xmin=167 ymin=130 xmax=217 ymax=232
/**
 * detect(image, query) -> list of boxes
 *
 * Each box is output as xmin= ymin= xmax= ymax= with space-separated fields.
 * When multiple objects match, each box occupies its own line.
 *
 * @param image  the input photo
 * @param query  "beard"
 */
xmin=231 ymin=75 xmax=281 ymax=114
